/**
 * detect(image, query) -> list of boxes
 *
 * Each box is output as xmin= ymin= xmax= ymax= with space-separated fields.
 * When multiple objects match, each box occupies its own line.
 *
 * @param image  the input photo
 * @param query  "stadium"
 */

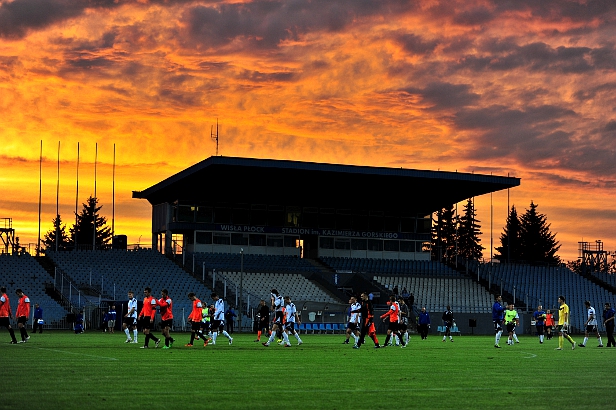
xmin=3 ymin=156 xmax=616 ymax=409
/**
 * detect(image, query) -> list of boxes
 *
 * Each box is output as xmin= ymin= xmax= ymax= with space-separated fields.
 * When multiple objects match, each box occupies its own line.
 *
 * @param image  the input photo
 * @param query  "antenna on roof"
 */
xmin=211 ymin=118 xmax=219 ymax=156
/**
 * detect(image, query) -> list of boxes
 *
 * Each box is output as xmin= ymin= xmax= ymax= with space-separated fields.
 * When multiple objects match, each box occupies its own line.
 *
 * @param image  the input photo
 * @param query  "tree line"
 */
xmin=431 ymin=199 xmax=561 ymax=265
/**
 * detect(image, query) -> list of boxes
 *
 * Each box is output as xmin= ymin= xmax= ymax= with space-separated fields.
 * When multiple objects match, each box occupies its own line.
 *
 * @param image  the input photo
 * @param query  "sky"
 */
xmin=1 ymin=0 xmax=616 ymax=262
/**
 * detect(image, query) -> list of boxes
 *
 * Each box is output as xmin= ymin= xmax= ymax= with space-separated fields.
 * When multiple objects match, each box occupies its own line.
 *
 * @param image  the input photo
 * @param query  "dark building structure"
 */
xmin=133 ymin=156 xmax=519 ymax=260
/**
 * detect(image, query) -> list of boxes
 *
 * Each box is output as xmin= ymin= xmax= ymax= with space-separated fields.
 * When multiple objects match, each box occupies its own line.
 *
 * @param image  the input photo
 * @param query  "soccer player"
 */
xmin=418 ymin=307 xmax=431 ymax=340
xmin=353 ymin=292 xmax=380 ymax=349
xmin=107 ymin=305 xmax=116 ymax=334
xmin=397 ymin=297 xmax=410 ymax=347
xmin=545 ymin=309 xmax=555 ymax=340
xmin=211 ymin=293 xmax=233 ymax=345
xmin=555 ymin=295 xmax=576 ymax=350
xmin=33 ymin=303 xmax=44 ymax=334
xmin=441 ymin=305 xmax=454 ymax=342
xmin=282 ymin=296 xmax=302 ymax=346
xmin=381 ymin=295 xmax=403 ymax=347
xmin=603 ymin=303 xmax=616 ymax=347
xmin=533 ymin=305 xmax=546 ymax=344
xmin=504 ymin=304 xmax=519 ymax=346
xmin=15 ymin=289 xmax=30 ymax=343
xmin=270 ymin=289 xmax=285 ymax=341
xmin=138 ymin=287 xmax=160 ymax=349
xmin=0 ymin=286 xmax=18 ymax=344
xmin=255 ymin=300 xmax=270 ymax=342
xmin=200 ymin=303 xmax=213 ymax=346
xmin=492 ymin=295 xmax=505 ymax=348
xmin=123 ymin=291 xmax=138 ymax=343
xmin=186 ymin=292 xmax=204 ymax=346
xmin=343 ymin=296 xmax=361 ymax=345
xmin=579 ymin=301 xmax=603 ymax=348
xmin=157 ymin=289 xmax=174 ymax=349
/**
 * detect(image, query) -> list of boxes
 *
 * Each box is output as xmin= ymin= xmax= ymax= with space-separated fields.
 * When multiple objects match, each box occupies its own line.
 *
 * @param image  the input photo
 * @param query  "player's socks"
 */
xmin=384 ymin=334 xmax=391 ymax=346
xmin=539 ymin=335 xmax=544 ymax=343
xmin=133 ymin=329 xmax=138 ymax=342
xmin=189 ymin=332 xmax=196 ymax=344
xmin=282 ymin=331 xmax=291 ymax=345
xmin=212 ymin=332 xmax=218 ymax=344
xmin=293 ymin=332 xmax=302 ymax=342
xmin=222 ymin=330 xmax=232 ymax=340
xmin=565 ymin=334 xmax=574 ymax=344
xmin=266 ymin=332 xmax=276 ymax=345
xmin=598 ymin=337 xmax=603 ymax=346
xmin=559 ymin=335 xmax=564 ymax=349
xmin=257 ymin=330 xmax=262 ymax=339
xmin=9 ymin=328 xmax=17 ymax=343
xmin=583 ymin=337 xmax=588 ymax=345
xmin=513 ymin=334 xmax=519 ymax=343
xmin=353 ymin=333 xmax=359 ymax=344
xmin=144 ymin=333 xmax=150 ymax=347
xmin=124 ymin=328 xmax=131 ymax=339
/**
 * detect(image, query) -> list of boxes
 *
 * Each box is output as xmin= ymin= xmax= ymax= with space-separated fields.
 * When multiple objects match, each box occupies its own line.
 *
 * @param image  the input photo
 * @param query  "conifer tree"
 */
xmin=519 ymin=201 xmax=560 ymax=264
xmin=42 ymin=214 xmax=71 ymax=251
xmin=431 ymin=205 xmax=457 ymax=263
xmin=457 ymin=199 xmax=483 ymax=260
xmin=70 ymin=196 xmax=112 ymax=250
xmin=495 ymin=205 xmax=521 ymax=263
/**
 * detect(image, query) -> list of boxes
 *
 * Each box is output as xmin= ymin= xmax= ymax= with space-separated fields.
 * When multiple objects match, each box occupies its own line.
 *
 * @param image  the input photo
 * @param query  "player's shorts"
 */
xmin=200 ymin=321 xmax=210 ymax=332
xmin=535 ymin=324 xmax=544 ymax=334
xmin=259 ymin=318 xmax=269 ymax=330
xmin=493 ymin=320 xmax=503 ymax=332
xmin=211 ymin=319 xmax=224 ymax=331
xmin=160 ymin=319 xmax=173 ymax=329
xmin=443 ymin=321 xmax=452 ymax=330
xmin=285 ymin=322 xmax=296 ymax=332
xmin=398 ymin=322 xmax=408 ymax=332
xmin=506 ymin=323 xmax=516 ymax=333
xmin=0 ymin=317 xmax=10 ymax=327
xmin=123 ymin=317 xmax=136 ymax=327
xmin=586 ymin=325 xmax=598 ymax=333
xmin=191 ymin=321 xmax=202 ymax=332
xmin=139 ymin=317 xmax=153 ymax=330
xmin=346 ymin=322 xmax=359 ymax=332
xmin=557 ymin=324 xmax=568 ymax=333
xmin=108 ymin=319 xmax=116 ymax=328
xmin=274 ymin=311 xmax=284 ymax=325
xmin=17 ymin=316 xmax=27 ymax=325
xmin=387 ymin=321 xmax=399 ymax=332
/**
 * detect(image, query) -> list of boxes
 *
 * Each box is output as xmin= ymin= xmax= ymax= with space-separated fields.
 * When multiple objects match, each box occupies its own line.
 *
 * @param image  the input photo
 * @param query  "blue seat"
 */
xmin=304 ymin=323 xmax=312 ymax=334
xmin=297 ymin=323 xmax=306 ymax=333
xmin=325 ymin=323 xmax=333 ymax=334
xmin=317 ymin=323 xmax=326 ymax=333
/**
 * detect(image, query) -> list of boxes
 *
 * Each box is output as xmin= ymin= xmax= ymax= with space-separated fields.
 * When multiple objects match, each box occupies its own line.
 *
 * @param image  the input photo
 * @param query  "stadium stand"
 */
xmin=475 ymin=263 xmax=615 ymax=330
xmin=320 ymin=257 xmax=460 ymax=276
xmin=192 ymin=252 xmax=321 ymax=274
xmin=0 ymin=254 xmax=69 ymax=324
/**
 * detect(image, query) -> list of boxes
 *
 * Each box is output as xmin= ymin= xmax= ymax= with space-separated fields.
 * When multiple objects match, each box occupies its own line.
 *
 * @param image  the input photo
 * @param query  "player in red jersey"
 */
xmin=0 ymin=286 xmax=18 ymax=344
xmin=138 ymin=287 xmax=160 ymax=348
xmin=186 ymin=292 xmax=204 ymax=346
xmin=157 ymin=289 xmax=175 ymax=349
xmin=15 ymin=289 xmax=31 ymax=343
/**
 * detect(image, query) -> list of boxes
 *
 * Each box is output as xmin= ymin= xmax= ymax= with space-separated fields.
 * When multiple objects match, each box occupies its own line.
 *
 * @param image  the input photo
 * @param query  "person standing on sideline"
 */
xmin=545 ymin=309 xmax=555 ymax=340
xmin=107 ymin=305 xmax=116 ymax=334
xmin=603 ymin=303 xmax=616 ymax=347
xmin=441 ymin=305 xmax=454 ymax=342
xmin=211 ymin=293 xmax=233 ymax=345
xmin=579 ymin=301 xmax=603 ymax=348
xmin=556 ymin=295 xmax=576 ymax=350
xmin=123 ymin=291 xmax=138 ymax=343
xmin=492 ymin=295 xmax=505 ymax=348
xmin=225 ymin=305 xmax=237 ymax=334
xmin=185 ymin=292 xmax=204 ymax=346
xmin=255 ymin=300 xmax=270 ymax=342
xmin=15 ymin=289 xmax=30 ymax=343
xmin=504 ymin=304 xmax=519 ymax=346
xmin=33 ymin=303 xmax=44 ymax=334
xmin=157 ymin=289 xmax=174 ymax=349
xmin=343 ymin=296 xmax=361 ymax=345
xmin=138 ymin=287 xmax=160 ymax=349
xmin=353 ymin=292 xmax=380 ymax=349
xmin=418 ymin=307 xmax=431 ymax=340
xmin=533 ymin=305 xmax=546 ymax=344
xmin=0 ymin=286 xmax=18 ymax=344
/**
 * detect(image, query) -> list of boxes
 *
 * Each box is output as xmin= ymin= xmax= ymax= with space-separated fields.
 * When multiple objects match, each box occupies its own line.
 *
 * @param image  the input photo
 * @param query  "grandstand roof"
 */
xmin=133 ymin=156 xmax=520 ymax=214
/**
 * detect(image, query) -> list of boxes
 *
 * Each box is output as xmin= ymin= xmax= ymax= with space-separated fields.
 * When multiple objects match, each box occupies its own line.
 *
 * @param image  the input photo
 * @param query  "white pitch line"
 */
xmin=37 ymin=347 xmax=119 ymax=361
xmin=520 ymin=351 xmax=537 ymax=358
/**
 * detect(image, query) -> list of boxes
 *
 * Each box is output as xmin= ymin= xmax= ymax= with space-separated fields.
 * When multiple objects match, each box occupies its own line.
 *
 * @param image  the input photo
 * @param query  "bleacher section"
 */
xmin=477 ymin=264 xmax=615 ymax=330
xmin=374 ymin=275 xmax=493 ymax=314
xmin=45 ymin=249 xmax=212 ymax=316
xmin=217 ymin=271 xmax=338 ymax=304
xmin=0 ymin=254 xmax=68 ymax=323
xmin=193 ymin=253 xmax=321 ymax=274
xmin=321 ymin=257 xmax=460 ymax=276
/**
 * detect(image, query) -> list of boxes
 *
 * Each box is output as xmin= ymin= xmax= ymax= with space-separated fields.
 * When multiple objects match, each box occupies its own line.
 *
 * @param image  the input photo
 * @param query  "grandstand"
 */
xmin=0 ymin=254 xmax=68 ymax=325
xmin=474 ymin=263 xmax=616 ymax=331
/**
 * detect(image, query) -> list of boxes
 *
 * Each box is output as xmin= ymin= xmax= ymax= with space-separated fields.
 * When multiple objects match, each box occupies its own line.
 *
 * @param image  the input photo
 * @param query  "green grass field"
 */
xmin=2 ymin=330 xmax=613 ymax=410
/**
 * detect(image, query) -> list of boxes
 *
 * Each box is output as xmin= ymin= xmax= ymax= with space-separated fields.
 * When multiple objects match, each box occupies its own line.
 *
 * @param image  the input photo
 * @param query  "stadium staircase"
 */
xmin=35 ymin=255 xmax=81 ymax=311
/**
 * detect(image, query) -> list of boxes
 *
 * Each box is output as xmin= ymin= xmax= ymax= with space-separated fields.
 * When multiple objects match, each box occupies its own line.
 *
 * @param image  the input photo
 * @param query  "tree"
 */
xmin=42 ymin=214 xmax=71 ymax=251
xmin=457 ymin=199 xmax=484 ymax=260
xmin=495 ymin=205 xmax=522 ymax=263
xmin=70 ymin=196 xmax=112 ymax=250
xmin=518 ymin=201 xmax=561 ymax=264
xmin=431 ymin=205 xmax=457 ymax=263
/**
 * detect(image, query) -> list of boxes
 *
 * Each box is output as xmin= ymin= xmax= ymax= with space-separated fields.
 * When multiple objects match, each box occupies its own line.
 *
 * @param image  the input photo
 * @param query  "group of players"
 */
xmin=0 ymin=286 xmax=31 ymax=344
xmin=492 ymin=294 xmax=616 ymax=349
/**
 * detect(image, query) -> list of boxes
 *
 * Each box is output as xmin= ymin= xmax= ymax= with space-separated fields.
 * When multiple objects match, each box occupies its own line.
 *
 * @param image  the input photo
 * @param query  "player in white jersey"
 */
xmin=282 ymin=296 xmax=303 ymax=346
xmin=263 ymin=290 xmax=290 ymax=347
xmin=123 ymin=291 xmax=138 ymax=343
xmin=344 ymin=296 xmax=361 ymax=345
xmin=580 ymin=301 xmax=603 ymax=347
xmin=210 ymin=293 xmax=233 ymax=345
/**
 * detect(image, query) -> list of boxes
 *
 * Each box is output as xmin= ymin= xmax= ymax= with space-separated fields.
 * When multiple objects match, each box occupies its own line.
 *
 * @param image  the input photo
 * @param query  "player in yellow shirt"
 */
xmin=556 ymin=295 xmax=576 ymax=350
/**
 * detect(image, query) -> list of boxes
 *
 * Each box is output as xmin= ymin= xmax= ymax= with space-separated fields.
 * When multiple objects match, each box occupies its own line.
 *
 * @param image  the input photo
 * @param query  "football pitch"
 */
xmin=2 ymin=331 xmax=613 ymax=410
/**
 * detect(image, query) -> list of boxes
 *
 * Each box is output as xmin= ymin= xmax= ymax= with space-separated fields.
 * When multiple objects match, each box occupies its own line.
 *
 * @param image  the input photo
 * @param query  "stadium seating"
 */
xmin=320 ymin=257 xmax=462 ymax=276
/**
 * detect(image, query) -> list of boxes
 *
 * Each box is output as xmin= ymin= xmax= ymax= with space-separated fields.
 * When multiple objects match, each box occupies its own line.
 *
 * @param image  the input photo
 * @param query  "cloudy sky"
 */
xmin=1 ymin=0 xmax=616 ymax=261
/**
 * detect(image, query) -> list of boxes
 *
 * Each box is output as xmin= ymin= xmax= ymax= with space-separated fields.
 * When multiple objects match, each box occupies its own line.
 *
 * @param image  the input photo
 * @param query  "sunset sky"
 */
xmin=1 ymin=0 xmax=616 ymax=262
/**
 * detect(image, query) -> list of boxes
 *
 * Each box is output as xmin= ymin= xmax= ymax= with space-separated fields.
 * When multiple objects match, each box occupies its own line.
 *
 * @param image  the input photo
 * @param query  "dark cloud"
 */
xmin=395 ymin=33 xmax=439 ymax=56
xmin=402 ymin=82 xmax=480 ymax=110
xmin=452 ymin=6 xmax=495 ymax=26
xmin=493 ymin=0 xmax=616 ymax=23
xmin=238 ymin=70 xmax=297 ymax=83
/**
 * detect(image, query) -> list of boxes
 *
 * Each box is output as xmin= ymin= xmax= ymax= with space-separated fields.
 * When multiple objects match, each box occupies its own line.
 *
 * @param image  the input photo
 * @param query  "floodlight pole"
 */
xmin=239 ymin=248 xmax=244 ymax=332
